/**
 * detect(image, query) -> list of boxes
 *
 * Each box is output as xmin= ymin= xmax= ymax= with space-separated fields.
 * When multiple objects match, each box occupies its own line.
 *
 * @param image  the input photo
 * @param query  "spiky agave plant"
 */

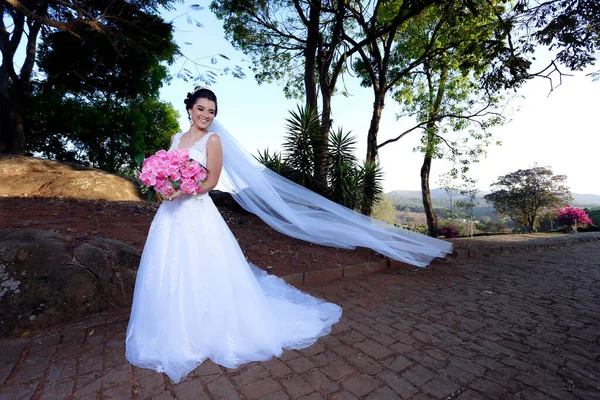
xmin=327 ymin=128 xmax=360 ymax=208
xmin=282 ymin=105 xmax=321 ymax=188
xmin=254 ymin=148 xmax=287 ymax=173
xmin=359 ymin=160 xmax=384 ymax=216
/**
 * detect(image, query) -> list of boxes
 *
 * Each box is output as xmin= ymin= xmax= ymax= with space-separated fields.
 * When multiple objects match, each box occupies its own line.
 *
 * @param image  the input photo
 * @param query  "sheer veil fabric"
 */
xmin=213 ymin=120 xmax=452 ymax=267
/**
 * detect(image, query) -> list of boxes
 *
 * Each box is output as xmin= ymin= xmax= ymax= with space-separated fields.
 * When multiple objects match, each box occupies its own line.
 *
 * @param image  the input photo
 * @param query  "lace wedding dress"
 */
xmin=125 ymin=132 xmax=342 ymax=384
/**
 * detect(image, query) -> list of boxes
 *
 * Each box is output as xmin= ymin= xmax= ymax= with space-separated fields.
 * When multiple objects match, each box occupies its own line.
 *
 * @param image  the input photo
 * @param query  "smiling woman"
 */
xmin=125 ymin=87 xmax=343 ymax=384
xmin=125 ymin=86 xmax=452 ymax=384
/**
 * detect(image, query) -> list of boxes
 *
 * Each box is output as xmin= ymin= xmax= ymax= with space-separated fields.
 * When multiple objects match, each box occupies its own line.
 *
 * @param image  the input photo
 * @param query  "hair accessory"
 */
xmin=193 ymin=85 xmax=212 ymax=93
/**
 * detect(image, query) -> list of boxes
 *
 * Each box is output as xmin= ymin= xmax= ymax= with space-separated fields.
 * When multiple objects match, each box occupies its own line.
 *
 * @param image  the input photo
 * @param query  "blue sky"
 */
xmin=160 ymin=2 xmax=599 ymax=195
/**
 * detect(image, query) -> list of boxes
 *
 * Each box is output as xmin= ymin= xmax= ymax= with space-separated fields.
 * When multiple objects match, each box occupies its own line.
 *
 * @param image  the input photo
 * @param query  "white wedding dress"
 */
xmin=125 ymin=132 xmax=342 ymax=384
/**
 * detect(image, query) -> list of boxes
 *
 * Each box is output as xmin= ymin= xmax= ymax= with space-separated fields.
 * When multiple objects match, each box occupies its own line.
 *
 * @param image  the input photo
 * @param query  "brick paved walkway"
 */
xmin=1 ymin=241 xmax=599 ymax=400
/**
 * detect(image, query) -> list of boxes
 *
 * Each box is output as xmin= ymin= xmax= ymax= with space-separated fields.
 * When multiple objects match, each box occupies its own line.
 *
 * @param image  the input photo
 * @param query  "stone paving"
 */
xmin=1 ymin=241 xmax=599 ymax=400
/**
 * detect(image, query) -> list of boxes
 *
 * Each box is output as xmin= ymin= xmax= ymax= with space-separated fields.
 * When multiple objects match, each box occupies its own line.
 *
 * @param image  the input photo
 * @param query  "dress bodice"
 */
xmin=171 ymin=131 xmax=216 ymax=166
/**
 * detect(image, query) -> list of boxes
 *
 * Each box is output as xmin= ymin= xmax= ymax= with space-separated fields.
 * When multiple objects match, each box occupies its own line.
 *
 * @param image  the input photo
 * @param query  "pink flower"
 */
xmin=178 ymin=149 xmax=190 ymax=162
xmin=188 ymin=161 xmax=200 ymax=174
xmin=167 ymin=165 xmax=181 ymax=181
xmin=139 ymin=172 xmax=156 ymax=186
xmin=168 ymin=153 xmax=182 ymax=167
xmin=155 ymin=149 xmax=169 ymax=159
xmin=155 ymin=159 xmax=171 ymax=179
xmin=195 ymin=167 xmax=207 ymax=181
xmin=181 ymin=164 xmax=194 ymax=179
xmin=180 ymin=180 xmax=197 ymax=194
xmin=556 ymin=205 xmax=592 ymax=228
xmin=142 ymin=156 xmax=160 ymax=175
xmin=156 ymin=181 xmax=175 ymax=196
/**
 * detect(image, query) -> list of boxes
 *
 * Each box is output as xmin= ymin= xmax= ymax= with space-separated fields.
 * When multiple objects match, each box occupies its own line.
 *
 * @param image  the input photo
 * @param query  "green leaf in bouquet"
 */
xmin=173 ymin=180 xmax=181 ymax=190
xmin=134 ymin=153 xmax=146 ymax=167
xmin=146 ymin=188 xmax=156 ymax=207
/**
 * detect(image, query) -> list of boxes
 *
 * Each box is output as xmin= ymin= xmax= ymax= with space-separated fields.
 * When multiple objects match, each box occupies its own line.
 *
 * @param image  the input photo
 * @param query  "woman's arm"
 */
xmin=198 ymin=134 xmax=223 ymax=194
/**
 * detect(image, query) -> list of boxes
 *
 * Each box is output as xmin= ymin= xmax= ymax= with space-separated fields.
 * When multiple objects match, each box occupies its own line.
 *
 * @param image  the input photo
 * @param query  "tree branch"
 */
xmin=6 ymin=0 xmax=106 ymax=37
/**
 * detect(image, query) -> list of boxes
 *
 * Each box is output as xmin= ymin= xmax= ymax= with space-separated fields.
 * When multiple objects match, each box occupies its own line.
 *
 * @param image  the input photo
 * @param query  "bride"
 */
xmin=125 ymin=87 xmax=451 ymax=384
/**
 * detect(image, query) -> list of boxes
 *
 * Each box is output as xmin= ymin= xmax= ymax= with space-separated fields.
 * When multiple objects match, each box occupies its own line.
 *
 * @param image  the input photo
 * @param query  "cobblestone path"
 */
xmin=1 ymin=242 xmax=599 ymax=399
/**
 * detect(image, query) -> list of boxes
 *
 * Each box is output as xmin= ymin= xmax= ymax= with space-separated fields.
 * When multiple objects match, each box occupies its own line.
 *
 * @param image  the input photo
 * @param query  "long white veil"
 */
xmin=211 ymin=120 xmax=452 ymax=267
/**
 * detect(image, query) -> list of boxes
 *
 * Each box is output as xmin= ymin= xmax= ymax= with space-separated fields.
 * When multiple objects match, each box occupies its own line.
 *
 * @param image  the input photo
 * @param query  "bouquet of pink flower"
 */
xmin=136 ymin=149 xmax=208 ymax=202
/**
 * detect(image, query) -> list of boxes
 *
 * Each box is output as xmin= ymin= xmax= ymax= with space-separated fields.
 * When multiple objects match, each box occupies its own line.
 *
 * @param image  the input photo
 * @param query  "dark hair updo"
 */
xmin=184 ymin=87 xmax=218 ymax=116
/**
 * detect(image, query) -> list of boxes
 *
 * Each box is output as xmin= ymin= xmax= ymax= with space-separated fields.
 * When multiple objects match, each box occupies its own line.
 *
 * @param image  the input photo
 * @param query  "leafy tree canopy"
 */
xmin=484 ymin=166 xmax=572 ymax=232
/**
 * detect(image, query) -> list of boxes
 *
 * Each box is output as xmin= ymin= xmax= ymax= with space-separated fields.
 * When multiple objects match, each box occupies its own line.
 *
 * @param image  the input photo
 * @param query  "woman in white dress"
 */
xmin=125 ymin=88 xmax=343 ymax=384
xmin=126 ymin=87 xmax=453 ymax=384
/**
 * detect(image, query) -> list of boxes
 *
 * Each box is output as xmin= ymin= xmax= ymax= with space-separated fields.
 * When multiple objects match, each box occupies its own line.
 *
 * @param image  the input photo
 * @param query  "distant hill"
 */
xmin=387 ymin=189 xmax=600 ymax=207
xmin=572 ymin=193 xmax=600 ymax=207
xmin=386 ymin=188 xmax=600 ymax=223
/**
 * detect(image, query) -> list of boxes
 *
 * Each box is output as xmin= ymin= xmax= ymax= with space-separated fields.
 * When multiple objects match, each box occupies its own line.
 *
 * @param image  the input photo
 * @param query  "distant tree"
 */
xmin=556 ymin=205 xmax=593 ymax=231
xmin=455 ymin=178 xmax=479 ymax=237
xmin=28 ymin=91 xmax=179 ymax=174
xmin=372 ymin=196 xmax=397 ymax=225
xmin=484 ymin=166 xmax=572 ymax=232
xmin=439 ymin=173 xmax=460 ymax=220
xmin=585 ymin=207 xmax=600 ymax=226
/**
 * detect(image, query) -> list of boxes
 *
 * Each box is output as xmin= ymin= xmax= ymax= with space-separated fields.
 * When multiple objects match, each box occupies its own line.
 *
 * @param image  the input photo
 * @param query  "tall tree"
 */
xmin=18 ymin=1 xmax=180 ymax=172
xmin=27 ymin=90 xmax=180 ymax=174
xmin=386 ymin=1 xmax=507 ymax=236
xmin=483 ymin=0 xmax=600 ymax=91
xmin=0 ymin=0 xmax=179 ymax=154
xmin=212 ymin=0 xmax=444 ymax=185
xmin=484 ymin=166 xmax=572 ymax=232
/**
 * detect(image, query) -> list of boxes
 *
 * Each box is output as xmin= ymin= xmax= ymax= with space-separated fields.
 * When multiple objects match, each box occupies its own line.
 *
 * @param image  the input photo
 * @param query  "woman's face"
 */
xmin=189 ymin=97 xmax=216 ymax=131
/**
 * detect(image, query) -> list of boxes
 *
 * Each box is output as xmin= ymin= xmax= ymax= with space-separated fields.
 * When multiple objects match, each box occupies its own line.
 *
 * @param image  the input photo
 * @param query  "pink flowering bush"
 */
xmin=556 ymin=205 xmax=592 ymax=231
xmin=137 ymin=149 xmax=207 ymax=203
xmin=438 ymin=224 xmax=460 ymax=238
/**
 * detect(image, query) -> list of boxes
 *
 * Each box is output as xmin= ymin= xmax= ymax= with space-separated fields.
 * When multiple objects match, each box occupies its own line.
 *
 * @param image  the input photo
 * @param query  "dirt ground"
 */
xmin=0 ymin=196 xmax=385 ymax=277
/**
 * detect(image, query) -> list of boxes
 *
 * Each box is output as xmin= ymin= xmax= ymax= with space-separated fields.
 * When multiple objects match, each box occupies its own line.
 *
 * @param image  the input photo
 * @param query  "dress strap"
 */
xmin=171 ymin=131 xmax=184 ymax=150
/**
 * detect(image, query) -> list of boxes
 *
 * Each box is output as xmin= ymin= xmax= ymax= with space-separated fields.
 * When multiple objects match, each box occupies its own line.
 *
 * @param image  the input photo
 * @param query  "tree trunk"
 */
xmin=366 ymin=90 xmax=385 ymax=163
xmin=0 ymin=66 xmax=12 ymax=153
xmin=527 ymin=218 xmax=536 ymax=233
xmin=314 ymin=87 xmax=332 ymax=186
xmin=11 ymin=92 xmax=26 ymax=154
xmin=420 ymin=58 xmax=447 ymax=237
xmin=421 ymin=130 xmax=439 ymax=237
xmin=304 ymin=0 xmax=320 ymax=111
xmin=0 ymin=12 xmax=41 ymax=154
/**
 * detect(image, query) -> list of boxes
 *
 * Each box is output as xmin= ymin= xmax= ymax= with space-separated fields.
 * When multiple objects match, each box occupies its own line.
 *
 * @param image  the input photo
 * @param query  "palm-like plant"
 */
xmin=282 ymin=105 xmax=321 ymax=187
xmin=254 ymin=148 xmax=287 ymax=173
xmin=328 ymin=128 xmax=359 ymax=208
xmin=359 ymin=160 xmax=384 ymax=216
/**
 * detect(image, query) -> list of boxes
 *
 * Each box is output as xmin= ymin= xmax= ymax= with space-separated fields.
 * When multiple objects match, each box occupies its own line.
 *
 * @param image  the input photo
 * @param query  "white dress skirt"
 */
xmin=125 ymin=132 xmax=342 ymax=383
